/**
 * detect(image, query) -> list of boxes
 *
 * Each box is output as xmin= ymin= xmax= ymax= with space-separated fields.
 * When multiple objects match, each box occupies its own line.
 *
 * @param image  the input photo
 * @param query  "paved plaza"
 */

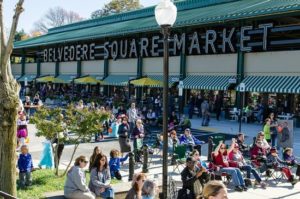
xmin=26 ymin=116 xmax=300 ymax=199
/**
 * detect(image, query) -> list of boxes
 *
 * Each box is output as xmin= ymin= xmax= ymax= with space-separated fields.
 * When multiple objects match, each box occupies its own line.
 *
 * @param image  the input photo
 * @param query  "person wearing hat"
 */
xmin=64 ymin=156 xmax=95 ymax=199
xmin=229 ymin=143 xmax=267 ymax=188
xmin=179 ymin=128 xmax=205 ymax=153
xmin=267 ymin=147 xmax=298 ymax=185
xmin=180 ymin=156 xmax=206 ymax=199
xmin=212 ymin=139 xmax=247 ymax=192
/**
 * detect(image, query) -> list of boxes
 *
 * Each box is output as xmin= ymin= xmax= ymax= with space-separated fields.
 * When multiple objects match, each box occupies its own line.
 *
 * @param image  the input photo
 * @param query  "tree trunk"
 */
xmin=0 ymin=79 xmax=20 ymax=196
xmin=60 ymin=143 xmax=79 ymax=177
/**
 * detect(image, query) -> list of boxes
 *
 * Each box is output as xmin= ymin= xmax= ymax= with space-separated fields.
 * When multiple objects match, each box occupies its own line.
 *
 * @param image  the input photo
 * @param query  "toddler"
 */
xmin=18 ymin=145 xmax=33 ymax=187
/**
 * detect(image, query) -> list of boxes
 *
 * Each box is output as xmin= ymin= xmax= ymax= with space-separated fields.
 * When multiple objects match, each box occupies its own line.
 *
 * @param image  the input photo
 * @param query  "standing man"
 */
xmin=215 ymin=95 xmax=223 ymax=121
xmin=127 ymin=103 xmax=138 ymax=134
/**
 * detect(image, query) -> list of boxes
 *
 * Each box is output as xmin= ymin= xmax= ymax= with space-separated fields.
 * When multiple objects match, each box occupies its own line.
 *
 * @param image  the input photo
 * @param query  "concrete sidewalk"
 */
xmin=27 ymin=117 xmax=300 ymax=199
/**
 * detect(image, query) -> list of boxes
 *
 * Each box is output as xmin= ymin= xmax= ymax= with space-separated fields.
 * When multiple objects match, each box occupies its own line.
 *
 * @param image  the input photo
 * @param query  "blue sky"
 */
xmin=4 ymin=0 xmax=160 ymax=33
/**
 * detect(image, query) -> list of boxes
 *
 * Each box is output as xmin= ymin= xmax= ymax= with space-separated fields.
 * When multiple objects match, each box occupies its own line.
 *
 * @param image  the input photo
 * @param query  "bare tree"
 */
xmin=33 ymin=7 xmax=83 ymax=34
xmin=0 ymin=0 xmax=24 ymax=196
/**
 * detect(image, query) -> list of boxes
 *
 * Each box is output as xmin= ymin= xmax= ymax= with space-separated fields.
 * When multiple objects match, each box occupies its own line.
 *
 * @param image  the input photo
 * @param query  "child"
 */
xmin=18 ymin=145 xmax=33 ymax=187
xmin=283 ymin=148 xmax=300 ymax=178
xmin=38 ymin=139 xmax=54 ymax=169
xmin=16 ymin=113 xmax=28 ymax=151
xmin=109 ymin=149 xmax=129 ymax=180
xmin=267 ymin=147 xmax=298 ymax=185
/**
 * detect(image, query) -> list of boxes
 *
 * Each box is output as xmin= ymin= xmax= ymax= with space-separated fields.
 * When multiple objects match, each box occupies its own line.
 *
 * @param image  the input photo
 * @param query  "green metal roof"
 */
xmin=14 ymin=0 xmax=300 ymax=49
xmin=182 ymin=75 xmax=235 ymax=90
xmin=236 ymin=76 xmax=300 ymax=93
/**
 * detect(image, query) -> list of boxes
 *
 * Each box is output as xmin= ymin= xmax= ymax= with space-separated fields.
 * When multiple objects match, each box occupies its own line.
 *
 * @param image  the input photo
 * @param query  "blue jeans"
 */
xmin=241 ymin=165 xmax=262 ymax=183
xmin=221 ymin=167 xmax=245 ymax=186
xmin=99 ymin=187 xmax=114 ymax=198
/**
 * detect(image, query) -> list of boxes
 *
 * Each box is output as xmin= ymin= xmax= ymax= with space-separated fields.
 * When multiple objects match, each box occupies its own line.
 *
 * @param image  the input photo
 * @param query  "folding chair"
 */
xmin=173 ymin=144 xmax=187 ymax=173
xmin=265 ymin=164 xmax=287 ymax=184
xmin=208 ymin=153 xmax=232 ymax=186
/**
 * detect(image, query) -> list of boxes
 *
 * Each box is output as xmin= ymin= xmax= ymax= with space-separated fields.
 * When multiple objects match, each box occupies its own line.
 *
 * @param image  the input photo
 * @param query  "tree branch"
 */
xmin=1 ymin=0 xmax=24 ymax=82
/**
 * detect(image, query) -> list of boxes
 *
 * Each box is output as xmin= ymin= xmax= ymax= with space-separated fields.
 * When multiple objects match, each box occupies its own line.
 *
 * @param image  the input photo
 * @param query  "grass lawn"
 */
xmin=17 ymin=169 xmax=121 ymax=199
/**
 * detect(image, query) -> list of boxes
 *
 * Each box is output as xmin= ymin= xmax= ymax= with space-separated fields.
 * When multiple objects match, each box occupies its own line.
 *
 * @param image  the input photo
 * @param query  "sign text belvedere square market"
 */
xmin=43 ymin=23 xmax=280 ymax=62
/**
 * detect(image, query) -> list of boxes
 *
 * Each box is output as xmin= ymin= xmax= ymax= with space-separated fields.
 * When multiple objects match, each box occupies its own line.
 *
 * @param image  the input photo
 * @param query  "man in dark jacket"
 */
xmin=180 ymin=157 xmax=206 ymax=198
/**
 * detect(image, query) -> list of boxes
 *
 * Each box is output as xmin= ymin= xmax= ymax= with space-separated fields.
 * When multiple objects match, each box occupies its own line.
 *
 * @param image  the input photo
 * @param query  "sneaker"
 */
xmin=242 ymin=185 xmax=248 ymax=191
xmin=235 ymin=186 xmax=243 ymax=192
xmin=260 ymin=182 xmax=267 ymax=189
xmin=291 ymin=179 xmax=298 ymax=186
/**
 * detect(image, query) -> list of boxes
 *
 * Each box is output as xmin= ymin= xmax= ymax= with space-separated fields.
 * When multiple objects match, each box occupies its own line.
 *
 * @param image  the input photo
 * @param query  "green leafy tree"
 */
xmin=31 ymin=107 xmax=66 ymax=176
xmin=91 ymin=0 xmax=142 ymax=18
xmin=32 ymin=104 xmax=110 ymax=177
xmin=61 ymin=105 xmax=110 ymax=176
xmin=14 ymin=29 xmax=29 ymax=41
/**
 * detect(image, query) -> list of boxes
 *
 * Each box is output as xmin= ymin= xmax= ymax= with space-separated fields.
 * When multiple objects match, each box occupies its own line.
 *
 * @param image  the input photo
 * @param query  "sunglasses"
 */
xmin=82 ymin=160 xmax=88 ymax=163
xmin=220 ymin=147 xmax=226 ymax=149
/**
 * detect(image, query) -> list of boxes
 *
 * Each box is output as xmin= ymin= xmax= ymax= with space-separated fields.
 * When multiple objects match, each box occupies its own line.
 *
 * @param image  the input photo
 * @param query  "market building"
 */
xmin=12 ymin=0 xmax=300 ymax=124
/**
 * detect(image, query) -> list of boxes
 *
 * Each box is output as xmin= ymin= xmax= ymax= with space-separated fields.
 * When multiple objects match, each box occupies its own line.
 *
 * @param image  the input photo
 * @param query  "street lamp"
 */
xmin=155 ymin=0 xmax=177 ymax=198
xmin=239 ymin=83 xmax=246 ymax=132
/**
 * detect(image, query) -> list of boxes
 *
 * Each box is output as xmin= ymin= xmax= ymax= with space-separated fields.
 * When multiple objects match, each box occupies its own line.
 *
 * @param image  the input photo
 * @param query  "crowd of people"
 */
xmin=15 ymin=91 xmax=300 ymax=199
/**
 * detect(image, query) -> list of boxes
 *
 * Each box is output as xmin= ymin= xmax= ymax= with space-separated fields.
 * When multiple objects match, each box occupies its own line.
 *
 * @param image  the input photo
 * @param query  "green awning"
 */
xmin=54 ymin=75 xmax=77 ymax=84
xmin=146 ymin=75 xmax=180 ymax=88
xmin=18 ymin=74 xmax=36 ymax=82
xmin=74 ymin=75 xmax=103 ymax=85
xmin=236 ymin=76 xmax=300 ymax=93
xmin=103 ymin=75 xmax=135 ymax=86
xmin=182 ymin=75 xmax=236 ymax=90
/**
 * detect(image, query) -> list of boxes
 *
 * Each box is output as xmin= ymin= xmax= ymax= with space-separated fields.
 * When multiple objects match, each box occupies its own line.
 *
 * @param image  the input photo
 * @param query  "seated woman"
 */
xmin=229 ymin=143 xmax=267 ymax=188
xmin=169 ymin=111 xmax=179 ymax=126
xmin=64 ymin=156 xmax=95 ymax=199
xmin=267 ymin=148 xmax=298 ymax=185
xmin=179 ymin=128 xmax=204 ymax=153
xmin=146 ymin=109 xmax=156 ymax=125
xmin=283 ymin=148 xmax=300 ymax=179
xmin=89 ymin=153 xmax=114 ymax=199
xmin=211 ymin=139 xmax=247 ymax=192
